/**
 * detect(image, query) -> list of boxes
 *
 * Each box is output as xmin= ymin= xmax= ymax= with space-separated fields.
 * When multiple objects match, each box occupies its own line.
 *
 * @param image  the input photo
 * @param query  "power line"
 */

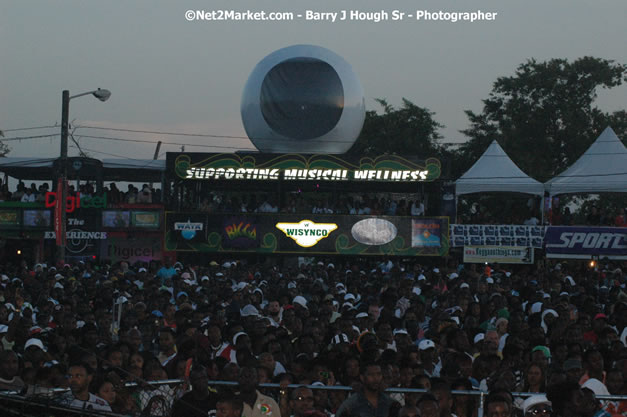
xmin=76 ymin=124 xmax=250 ymax=140
xmin=1 ymin=125 xmax=58 ymax=132
xmin=75 ymin=134 xmax=257 ymax=151
xmin=0 ymin=134 xmax=60 ymax=141
xmin=68 ymin=145 xmax=150 ymax=160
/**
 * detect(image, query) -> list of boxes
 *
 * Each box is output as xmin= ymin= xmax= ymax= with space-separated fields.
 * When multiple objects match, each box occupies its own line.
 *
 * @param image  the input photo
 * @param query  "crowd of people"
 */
xmin=0 ymin=181 xmax=162 ymax=205
xmin=0 ymin=256 xmax=626 ymax=417
xmin=190 ymin=192 xmax=427 ymax=217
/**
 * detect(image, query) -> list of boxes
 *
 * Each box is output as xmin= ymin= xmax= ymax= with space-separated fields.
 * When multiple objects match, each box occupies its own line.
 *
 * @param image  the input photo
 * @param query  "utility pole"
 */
xmin=56 ymin=90 xmax=70 ymax=264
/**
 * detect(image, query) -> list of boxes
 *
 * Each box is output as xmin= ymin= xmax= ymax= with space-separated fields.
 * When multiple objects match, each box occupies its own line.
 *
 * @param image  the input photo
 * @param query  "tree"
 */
xmin=458 ymin=57 xmax=627 ymax=181
xmin=347 ymin=98 xmax=448 ymax=160
xmin=0 ymin=130 xmax=9 ymax=157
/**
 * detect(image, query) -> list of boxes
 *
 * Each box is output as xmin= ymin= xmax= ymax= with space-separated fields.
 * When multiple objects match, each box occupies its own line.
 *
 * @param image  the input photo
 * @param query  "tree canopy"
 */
xmin=457 ymin=56 xmax=627 ymax=181
xmin=347 ymin=98 xmax=448 ymax=160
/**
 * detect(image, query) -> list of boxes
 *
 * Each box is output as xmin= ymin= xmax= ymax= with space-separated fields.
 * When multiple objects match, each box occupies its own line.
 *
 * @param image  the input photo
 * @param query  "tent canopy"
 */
xmin=0 ymin=157 xmax=165 ymax=182
xmin=545 ymin=127 xmax=627 ymax=195
xmin=455 ymin=140 xmax=544 ymax=196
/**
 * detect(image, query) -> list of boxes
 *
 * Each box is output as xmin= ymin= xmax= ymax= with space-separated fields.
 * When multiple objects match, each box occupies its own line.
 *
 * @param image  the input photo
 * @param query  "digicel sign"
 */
xmin=45 ymin=192 xmax=107 ymax=213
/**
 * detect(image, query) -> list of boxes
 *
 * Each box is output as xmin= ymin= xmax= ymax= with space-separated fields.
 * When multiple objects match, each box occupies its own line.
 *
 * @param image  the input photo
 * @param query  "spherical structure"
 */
xmin=241 ymin=45 xmax=365 ymax=154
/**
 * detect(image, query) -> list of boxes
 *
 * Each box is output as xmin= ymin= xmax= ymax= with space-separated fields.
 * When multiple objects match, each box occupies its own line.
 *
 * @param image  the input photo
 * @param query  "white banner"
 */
xmin=463 ymin=245 xmax=534 ymax=264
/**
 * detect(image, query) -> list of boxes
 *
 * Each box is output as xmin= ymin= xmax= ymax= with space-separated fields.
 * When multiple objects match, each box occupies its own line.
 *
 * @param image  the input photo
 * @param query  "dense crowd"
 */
xmin=0 ymin=257 xmax=626 ymax=417
xmin=0 ymin=181 xmax=162 ymax=205
xmin=188 ymin=192 xmax=426 ymax=217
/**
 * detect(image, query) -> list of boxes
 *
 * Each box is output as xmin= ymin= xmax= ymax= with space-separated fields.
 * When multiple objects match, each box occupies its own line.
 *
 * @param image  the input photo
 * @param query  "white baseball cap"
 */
xmin=25 ymin=338 xmax=47 ymax=352
xmin=419 ymin=339 xmax=435 ymax=350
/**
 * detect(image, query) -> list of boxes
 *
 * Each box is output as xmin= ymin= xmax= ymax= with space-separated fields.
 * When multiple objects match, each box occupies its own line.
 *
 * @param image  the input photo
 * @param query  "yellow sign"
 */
xmin=275 ymin=220 xmax=338 ymax=247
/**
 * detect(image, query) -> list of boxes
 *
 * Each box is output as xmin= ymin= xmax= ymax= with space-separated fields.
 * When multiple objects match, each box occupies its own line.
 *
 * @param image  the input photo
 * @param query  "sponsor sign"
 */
xmin=101 ymin=237 xmax=162 ymax=263
xmin=464 ymin=245 xmax=534 ymax=264
xmin=23 ymin=210 xmax=51 ymax=227
xmin=45 ymin=191 xmax=107 ymax=213
xmin=222 ymin=217 xmax=259 ymax=249
xmin=275 ymin=220 xmax=338 ymax=247
xmin=169 ymin=213 xmax=208 ymax=243
xmin=54 ymin=179 xmax=65 ymax=246
xmin=45 ymin=230 xmax=107 ymax=254
xmin=412 ymin=218 xmax=446 ymax=248
xmin=165 ymin=213 xmax=449 ymax=256
xmin=0 ymin=210 xmax=20 ymax=227
xmin=351 ymin=218 xmax=397 ymax=246
xmin=545 ymin=226 xmax=627 ymax=259
xmin=450 ymin=224 xmax=545 ymax=248
xmin=183 ymin=167 xmax=430 ymax=182
xmin=168 ymin=153 xmax=442 ymax=183
xmin=102 ymin=211 xmax=131 ymax=228
xmin=132 ymin=211 xmax=160 ymax=228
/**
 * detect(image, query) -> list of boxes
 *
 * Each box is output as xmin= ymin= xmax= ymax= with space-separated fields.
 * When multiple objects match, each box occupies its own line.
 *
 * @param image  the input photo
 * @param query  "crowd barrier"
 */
xmin=3 ymin=379 xmax=627 ymax=417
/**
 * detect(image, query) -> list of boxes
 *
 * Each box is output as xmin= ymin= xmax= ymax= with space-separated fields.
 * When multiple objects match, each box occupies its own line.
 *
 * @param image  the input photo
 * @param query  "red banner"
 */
xmin=54 ymin=178 xmax=66 ymax=246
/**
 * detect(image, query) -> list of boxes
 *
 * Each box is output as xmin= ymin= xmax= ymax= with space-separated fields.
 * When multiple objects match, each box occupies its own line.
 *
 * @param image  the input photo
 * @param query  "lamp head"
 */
xmin=92 ymin=88 xmax=111 ymax=102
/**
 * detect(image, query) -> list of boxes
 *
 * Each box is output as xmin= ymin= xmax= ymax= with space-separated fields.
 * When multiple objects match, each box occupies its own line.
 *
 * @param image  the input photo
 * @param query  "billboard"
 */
xmin=464 ymin=245 xmax=534 ymax=264
xmin=450 ymin=224 xmax=545 ymax=248
xmin=165 ymin=212 xmax=449 ymax=256
xmin=166 ymin=152 xmax=442 ymax=183
xmin=545 ymin=226 xmax=627 ymax=260
xmin=132 ymin=211 xmax=160 ymax=229
xmin=101 ymin=236 xmax=162 ymax=263
xmin=23 ymin=210 xmax=51 ymax=227
xmin=102 ymin=211 xmax=131 ymax=228
xmin=412 ymin=219 xmax=446 ymax=248
xmin=0 ymin=210 xmax=21 ymax=227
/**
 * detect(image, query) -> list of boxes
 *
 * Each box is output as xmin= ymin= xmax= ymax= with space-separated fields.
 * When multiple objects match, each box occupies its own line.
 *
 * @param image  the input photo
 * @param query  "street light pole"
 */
xmin=55 ymin=88 xmax=110 ymax=265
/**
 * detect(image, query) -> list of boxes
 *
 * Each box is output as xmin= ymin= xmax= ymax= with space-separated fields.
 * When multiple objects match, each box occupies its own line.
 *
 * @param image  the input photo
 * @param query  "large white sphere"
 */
xmin=241 ymin=45 xmax=365 ymax=154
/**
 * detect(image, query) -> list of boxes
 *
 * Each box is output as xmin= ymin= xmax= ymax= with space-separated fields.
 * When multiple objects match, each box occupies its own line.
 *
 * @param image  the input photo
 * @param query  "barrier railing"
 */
xmin=3 ymin=379 xmax=627 ymax=417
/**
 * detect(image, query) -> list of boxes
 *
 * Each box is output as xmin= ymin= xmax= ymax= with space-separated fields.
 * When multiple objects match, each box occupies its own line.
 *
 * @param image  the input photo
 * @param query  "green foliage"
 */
xmin=0 ymin=130 xmax=9 ymax=157
xmin=347 ymin=98 xmax=448 ymax=160
xmin=459 ymin=57 xmax=627 ymax=181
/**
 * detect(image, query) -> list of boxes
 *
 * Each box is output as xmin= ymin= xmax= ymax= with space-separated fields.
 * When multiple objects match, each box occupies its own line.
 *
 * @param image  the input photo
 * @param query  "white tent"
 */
xmin=545 ymin=127 xmax=627 ymax=195
xmin=455 ymin=140 xmax=544 ymax=196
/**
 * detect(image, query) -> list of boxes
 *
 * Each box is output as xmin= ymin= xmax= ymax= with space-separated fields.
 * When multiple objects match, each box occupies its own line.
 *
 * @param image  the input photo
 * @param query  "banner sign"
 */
xmin=167 ymin=153 xmax=442 ymax=183
xmin=450 ymin=224 xmax=544 ymax=248
xmin=102 ymin=211 xmax=131 ymax=228
xmin=464 ymin=245 xmax=534 ymax=264
xmin=54 ymin=178 xmax=65 ymax=246
xmin=132 ymin=211 xmax=160 ymax=228
xmin=221 ymin=217 xmax=260 ymax=249
xmin=101 ymin=236 xmax=162 ymax=263
xmin=545 ymin=226 xmax=627 ymax=259
xmin=0 ymin=210 xmax=20 ymax=227
xmin=23 ymin=210 xmax=51 ymax=227
xmin=45 ymin=230 xmax=107 ymax=255
xmin=412 ymin=218 xmax=446 ymax=248
xmin=165 ymin=213 xmax=449 ymax=256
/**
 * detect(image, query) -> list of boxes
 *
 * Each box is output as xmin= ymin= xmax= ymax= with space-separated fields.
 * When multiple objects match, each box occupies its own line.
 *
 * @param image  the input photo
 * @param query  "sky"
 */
xmin=1 ymin=0 xmax=626 ymax=162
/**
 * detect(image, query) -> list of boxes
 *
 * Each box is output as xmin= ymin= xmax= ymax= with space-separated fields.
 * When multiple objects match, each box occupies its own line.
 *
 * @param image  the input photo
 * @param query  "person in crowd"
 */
xmin=170 ymin=365 xmax=217 ymax=417
xmin=239 ymin=366 xmax=281 ymax=417
xmin=0 ymin=350 xmax=25 ymax=392
xmin=216 ymin=393 xmax=244 ymax=417
xmin=289 ymin=386 xmax=316 ymax=417
xmin=483 ymin=393 xmax=512 ymax=417
xmin=521 ymin=394 xmax=552 ymax=417
xmin=416 ymin=393 xmax=440 ymax=417
xmin=59 ymin=362 xmax=112 ymax=412
xmin=336 ymin=361 xmax=396 ymax=417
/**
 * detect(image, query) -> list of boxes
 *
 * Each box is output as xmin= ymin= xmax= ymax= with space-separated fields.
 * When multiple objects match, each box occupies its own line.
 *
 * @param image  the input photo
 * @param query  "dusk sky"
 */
xmin=1 ymin=0 xmax=625 ymax=161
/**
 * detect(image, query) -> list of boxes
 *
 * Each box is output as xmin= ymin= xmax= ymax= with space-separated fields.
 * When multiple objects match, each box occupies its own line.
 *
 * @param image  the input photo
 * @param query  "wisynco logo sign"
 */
xmin=45 ymin=192 xmax=107 ymax=213
xmin=276 ymin=219 xmax=338 ymax=248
